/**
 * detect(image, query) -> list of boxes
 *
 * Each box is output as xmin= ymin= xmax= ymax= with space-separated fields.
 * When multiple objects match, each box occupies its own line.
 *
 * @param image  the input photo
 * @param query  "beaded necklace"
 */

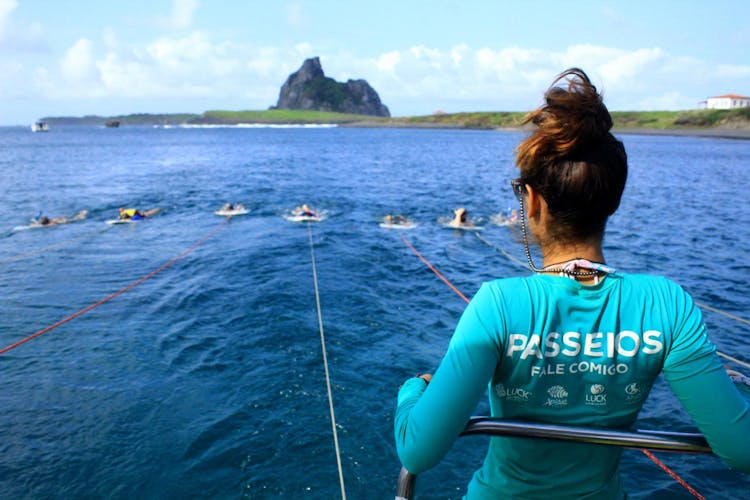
xmin=538 ymin=258 xmax=615 ymax=284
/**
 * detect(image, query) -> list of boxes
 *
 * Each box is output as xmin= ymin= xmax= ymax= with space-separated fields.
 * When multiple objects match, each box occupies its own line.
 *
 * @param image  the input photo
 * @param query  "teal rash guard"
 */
xmin=395 ymin=273 xmax=750 ymax=499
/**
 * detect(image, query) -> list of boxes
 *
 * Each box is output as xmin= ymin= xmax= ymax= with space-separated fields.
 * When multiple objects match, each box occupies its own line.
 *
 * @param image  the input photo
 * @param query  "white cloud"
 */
xmin=376 ymin=51 xmax=400 ymax=73
xmin=0 ymin=0 xmax=16 ymax=33
xmin=449 ymin=44 xmax=469 ymax=66
xmin=0 ymin=0 xmax=46 ymax=51
xmin=19 ymin=33 xmax=750 ymax=118
xmin=61 ymin=38 xmax=96 ymax=82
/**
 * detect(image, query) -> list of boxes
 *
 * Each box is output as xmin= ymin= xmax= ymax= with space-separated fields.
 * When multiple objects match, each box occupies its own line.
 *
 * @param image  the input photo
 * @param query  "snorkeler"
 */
xmin=32 ymin=210 xmax=88 ymax=227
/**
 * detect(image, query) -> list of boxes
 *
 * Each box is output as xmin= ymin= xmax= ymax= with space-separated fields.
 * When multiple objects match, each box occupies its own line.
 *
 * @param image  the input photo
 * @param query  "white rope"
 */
xmin=307 ymin=223 xmax=347 ymax=500
xmin=717 ymin=351 xmax=750 ymax=371
xmin=695 ymin=301 xmax=750 ymax=327
xmin=474 ymin=232 xmax=750 ymax=371
xmin=474 ymin=231 xmax=528 ymax=269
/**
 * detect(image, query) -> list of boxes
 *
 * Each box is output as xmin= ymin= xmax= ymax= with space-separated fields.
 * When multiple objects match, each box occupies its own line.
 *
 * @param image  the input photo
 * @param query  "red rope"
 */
xmin=0 ymin=218 xmax=229 ymax=355
xmin=640 ymin=450 xmax=706 ymax=500
xmin=400 ymin=233 xmax=470 ymax=304
xmin=399 ymin=233 xmax=705 ymax=499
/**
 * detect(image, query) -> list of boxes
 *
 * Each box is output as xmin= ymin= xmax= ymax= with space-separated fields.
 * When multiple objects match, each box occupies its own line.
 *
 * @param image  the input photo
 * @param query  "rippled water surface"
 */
xmin=0 ymin=125 xmax=748 ymax=498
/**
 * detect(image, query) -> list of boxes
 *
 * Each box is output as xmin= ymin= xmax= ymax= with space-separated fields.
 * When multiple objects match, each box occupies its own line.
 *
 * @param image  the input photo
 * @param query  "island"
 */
xmin=39 ymin=56 xmax=750 ymax=139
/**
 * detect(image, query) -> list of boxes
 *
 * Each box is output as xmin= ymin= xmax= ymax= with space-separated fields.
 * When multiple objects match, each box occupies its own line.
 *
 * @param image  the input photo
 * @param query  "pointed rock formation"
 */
xmin=275 ymin=57 xmax=390 ymax=117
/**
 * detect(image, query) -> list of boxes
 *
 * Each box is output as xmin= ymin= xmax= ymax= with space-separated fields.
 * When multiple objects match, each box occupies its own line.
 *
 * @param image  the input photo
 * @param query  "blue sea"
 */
xmin=0 ymin=125 xmax=748 ymax=499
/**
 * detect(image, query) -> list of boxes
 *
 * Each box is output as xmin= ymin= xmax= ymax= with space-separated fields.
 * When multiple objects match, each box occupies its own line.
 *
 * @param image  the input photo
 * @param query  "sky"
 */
xmin=2 ymin=0 xmax=750 ymax=125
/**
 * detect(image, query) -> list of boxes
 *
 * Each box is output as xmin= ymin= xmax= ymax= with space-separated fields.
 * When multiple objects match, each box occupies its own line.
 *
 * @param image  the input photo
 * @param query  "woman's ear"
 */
xmin=525 ymin=184 xmax=543 ymax=219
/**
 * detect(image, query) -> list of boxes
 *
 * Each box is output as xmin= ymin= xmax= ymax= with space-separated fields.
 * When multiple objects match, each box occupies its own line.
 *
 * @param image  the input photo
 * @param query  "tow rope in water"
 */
xmin=0 ymin=218 xmax=230 ymax=355
xmin=399 ymin=232 xmax=705 ymax=500
xmin=307 ymin=223 xmax=347 ymax=500
xmin=474 ymin=232 xmax=750 ymax=371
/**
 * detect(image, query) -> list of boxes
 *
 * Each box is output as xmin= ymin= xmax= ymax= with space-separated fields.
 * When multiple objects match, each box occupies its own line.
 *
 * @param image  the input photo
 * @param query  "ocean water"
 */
xmin=0 ymin=125 xmax=748 ymax=499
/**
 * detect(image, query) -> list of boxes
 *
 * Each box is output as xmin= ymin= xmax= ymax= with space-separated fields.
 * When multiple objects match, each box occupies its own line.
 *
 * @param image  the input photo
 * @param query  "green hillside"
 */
xmin=43 ymin=107 xmax=750 ymax=130
xmin=197 ymin=109 xmax=385 ymax=124
xmin=388 ymin=108 xmax=750 ymax=130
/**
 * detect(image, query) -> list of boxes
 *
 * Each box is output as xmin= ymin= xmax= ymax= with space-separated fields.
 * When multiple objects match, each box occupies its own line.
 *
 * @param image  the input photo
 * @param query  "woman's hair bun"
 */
xmin=515 ymin=68 xmax=628 ymax=241
xmin=519 ymin=68 xmax=614 ymax=168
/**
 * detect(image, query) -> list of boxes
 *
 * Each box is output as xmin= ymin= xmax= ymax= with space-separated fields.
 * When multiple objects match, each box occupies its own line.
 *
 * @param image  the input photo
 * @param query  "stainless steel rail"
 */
xmin=395 ymin=417 xmax=712 ymax=499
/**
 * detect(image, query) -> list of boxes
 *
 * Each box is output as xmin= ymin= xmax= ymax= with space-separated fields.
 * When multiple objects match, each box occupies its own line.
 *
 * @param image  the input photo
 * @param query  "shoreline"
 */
xmin=14 ymin=120 xmax=750 ymax=140
xmin=344 ymin=120 xmax=750 ymax=140
xmin=612 ymin=127 xmax=750 ymax=140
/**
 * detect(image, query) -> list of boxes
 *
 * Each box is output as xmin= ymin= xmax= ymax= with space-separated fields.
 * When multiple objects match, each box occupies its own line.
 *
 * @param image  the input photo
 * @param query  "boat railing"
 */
xmin=395 ymin=416 xmax=712 ymax=500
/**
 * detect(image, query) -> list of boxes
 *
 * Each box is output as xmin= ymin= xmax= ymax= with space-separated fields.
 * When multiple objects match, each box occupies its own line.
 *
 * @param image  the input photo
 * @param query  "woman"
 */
xmin=394 ymin=68 xmax=750 ymax=498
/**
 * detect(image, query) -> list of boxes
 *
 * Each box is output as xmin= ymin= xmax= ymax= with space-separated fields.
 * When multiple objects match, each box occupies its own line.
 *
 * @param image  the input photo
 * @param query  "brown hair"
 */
xmin=515 ymin=68 xmax=627 ymax=241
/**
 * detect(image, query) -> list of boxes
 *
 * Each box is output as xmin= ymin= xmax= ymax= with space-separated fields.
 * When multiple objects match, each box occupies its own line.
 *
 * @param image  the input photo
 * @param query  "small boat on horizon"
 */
xmin=31 ymin=121 xmax=49 ymax=132
xmin=105 ymin=120 xmax=120 ymax=128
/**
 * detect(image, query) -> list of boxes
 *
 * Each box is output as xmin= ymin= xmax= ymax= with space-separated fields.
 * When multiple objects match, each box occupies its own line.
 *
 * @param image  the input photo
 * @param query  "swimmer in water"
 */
xmin=492 ymin=208 xmax=520 ymax=226
xmin=383 ymin=214 xmax=411 ymax=226
xmin=294 ymin=204 xmax=317 ymax=218
xmin=118 ymin=207 xmax=161 ymax=220
xmin=119 ymin=208 xmax=144 ymax=220
xmin=221 ymin=203 xmax=245 ymax=212
xmin=32 ymin=210 xmax=88 ymax=227
xmin=448 ymin=207 xmax=473 ymax=228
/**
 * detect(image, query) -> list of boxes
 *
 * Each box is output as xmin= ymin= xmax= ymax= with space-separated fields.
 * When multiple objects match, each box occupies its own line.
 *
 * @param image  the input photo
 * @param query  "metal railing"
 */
xmin=395 ymin=417 xmax=712 ymax=500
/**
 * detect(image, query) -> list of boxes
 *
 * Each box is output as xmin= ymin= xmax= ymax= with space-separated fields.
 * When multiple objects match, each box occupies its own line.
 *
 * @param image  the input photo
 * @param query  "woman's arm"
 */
xmin=662 ymin=283 xmax=750 ymax=472
xmin=395 ymin=285 xmax=502 ymax=474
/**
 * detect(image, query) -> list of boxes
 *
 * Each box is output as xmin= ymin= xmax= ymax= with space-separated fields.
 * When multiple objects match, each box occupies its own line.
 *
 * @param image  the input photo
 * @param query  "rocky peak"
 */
xmin=274 ymin=57 xmax=390 ymax=117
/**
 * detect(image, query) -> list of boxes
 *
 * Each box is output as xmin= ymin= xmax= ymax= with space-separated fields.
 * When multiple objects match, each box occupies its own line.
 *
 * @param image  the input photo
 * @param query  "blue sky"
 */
xmin=2 ymin=0 xmax=750 ymax=125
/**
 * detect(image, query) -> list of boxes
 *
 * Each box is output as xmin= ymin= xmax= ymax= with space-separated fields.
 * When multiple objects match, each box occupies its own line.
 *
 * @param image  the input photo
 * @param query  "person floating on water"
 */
xmin=492 ymin=207 xmax=520 ymax=226
xmin=294 ymin=204 xmax=317 ymax=218
xmin=221 ymin=203 xmax=245 ymax=212
xmin=119 ymin=208 xmax=145 ymax=220
xmin=383 ymin=214 xmax=410 ymax=226
xmin=394 ymin=68 xmax=750 ymax=499
xmin=508 ymin=208 xmax=519 ymax=223
xmin=447 ymin=207 xmax=473 ymax=228
xmin=32 ymin=210 xmax=88 ymax=227
xmin=118 ymin=207 xmax=161 ymax=220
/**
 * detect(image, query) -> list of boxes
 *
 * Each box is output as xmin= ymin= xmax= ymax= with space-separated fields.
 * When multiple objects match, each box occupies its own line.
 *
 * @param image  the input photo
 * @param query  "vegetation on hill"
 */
xmin=387 ymin=108 xmax=750 ymax=130
xmin=43 ymin=109 xmax=385 ymax=126
xmin=197 ymin=109 xmax=383 ymax=124
xmin=388 ymin=112 xmax=525 ymax=129
xmin=42 ymin=107 xmax=750 ymax=130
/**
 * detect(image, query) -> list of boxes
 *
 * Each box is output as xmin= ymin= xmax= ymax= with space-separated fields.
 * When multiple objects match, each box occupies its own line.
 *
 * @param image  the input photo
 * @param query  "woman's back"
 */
xmin=467 ymin=273 xmax=712 ymax=497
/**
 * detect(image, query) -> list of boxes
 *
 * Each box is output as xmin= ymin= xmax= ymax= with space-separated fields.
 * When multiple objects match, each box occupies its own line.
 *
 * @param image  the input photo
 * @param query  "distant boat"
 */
xmin=31 ymin=121 xmax=49 ymax=132
xmin=105 ymin=120 xmax=120 ymax=128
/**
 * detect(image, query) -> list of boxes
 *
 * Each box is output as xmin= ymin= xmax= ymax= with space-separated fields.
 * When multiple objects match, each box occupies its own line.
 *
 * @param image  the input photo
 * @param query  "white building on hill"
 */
xmin=706 ymin=94 xmax=750 ymax=109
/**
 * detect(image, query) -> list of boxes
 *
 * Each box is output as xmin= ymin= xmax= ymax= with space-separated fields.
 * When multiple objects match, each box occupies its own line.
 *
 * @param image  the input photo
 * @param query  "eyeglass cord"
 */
xmin=515 ymin=191 xmax=611 ymax=280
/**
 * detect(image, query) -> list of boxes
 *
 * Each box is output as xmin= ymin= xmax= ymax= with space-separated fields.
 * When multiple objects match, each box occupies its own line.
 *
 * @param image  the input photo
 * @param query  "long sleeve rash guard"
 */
xmin=395 ymin=273 xmax=750 ymax=499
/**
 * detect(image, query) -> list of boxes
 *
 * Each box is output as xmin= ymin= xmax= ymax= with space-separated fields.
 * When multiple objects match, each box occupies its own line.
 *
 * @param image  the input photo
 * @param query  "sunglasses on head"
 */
xmin=510 ymin=178 xmax=527 ymax=198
